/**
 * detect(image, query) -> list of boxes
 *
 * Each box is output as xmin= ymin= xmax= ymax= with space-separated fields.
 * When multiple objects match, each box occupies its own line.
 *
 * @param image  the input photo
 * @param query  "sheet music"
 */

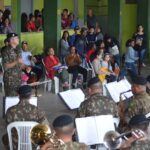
xmin=59 ymin=89 xmax=85 ymax=109
xmin=5 ymin=97 xmax=37 ymax=114
xmin=105 ymin=79 xmax=133 ymax=103
xmin=76 ymin=115 xmax=115 ymax=145
xmin=76 ymin=117 xmax=99 ymax=145
xmin=95 ymin=115 xmax=115 ymax=143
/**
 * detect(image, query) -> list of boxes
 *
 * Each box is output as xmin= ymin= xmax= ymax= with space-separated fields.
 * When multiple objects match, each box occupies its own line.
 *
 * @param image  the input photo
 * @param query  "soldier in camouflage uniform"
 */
xmin=76 ymin=77 xmax=118 ymax=118
xmin=2 ymin=85 xmax=49 ymax=150
xmin=1 ymin=33 xmax=22 ymax=96
xmin=129 ymin=114 xmax=150 ymax=150
xmin=118 ymin=76 xmax=150 ymax=133
xmin=40 ymin=115 xmax=89 ymax=150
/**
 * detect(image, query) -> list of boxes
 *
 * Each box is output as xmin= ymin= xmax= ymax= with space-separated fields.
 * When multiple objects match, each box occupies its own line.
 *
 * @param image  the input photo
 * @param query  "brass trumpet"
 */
xmin=30 ymin=124 xmax=62 ymax=148
xmin=103 ymin=129 xmax=145 ymax=149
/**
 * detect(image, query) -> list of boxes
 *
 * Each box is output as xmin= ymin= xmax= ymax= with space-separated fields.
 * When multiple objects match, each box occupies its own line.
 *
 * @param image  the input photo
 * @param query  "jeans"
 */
xmin=68 ymin=65 xmax=87 ymax=84
xmin=114 ymin=54 xmax=120 ymax=67
xmin=140 ymin=49 xmax=146 ymax=64
xmin=125 ymin=62 xmax=137 ymax=75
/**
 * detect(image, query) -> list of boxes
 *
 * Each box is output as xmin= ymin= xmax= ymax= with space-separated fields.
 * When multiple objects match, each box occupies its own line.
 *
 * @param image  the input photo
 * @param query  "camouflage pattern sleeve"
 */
xmin=130 ymin=140 xmax=150 ymax=150
xmin=1 ymin=48 xmax=9 ymax=64
xmin=5 ymin=108 xmax=15 ymax=125
xmin=76 ymin=101 xmax=87 ymax=118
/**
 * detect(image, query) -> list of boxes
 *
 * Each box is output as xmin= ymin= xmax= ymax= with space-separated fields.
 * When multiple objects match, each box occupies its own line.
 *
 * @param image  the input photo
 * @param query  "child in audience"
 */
xmin=99 ymin=53 xmax=116 ymax=83
xmin=26 ymin=14 xmax=37 ymax=32
xmin=2 ymin=18 xmax=14 ymax=34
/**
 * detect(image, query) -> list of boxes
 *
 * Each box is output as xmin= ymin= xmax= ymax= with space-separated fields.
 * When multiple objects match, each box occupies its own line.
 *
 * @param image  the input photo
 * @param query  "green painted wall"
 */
xmin=4 ymin=0 xmax=11 ymax=6
xmin=33 ymin=0 xmax=43 ymax=11
xmin=61 ymin=0 xmax=74 ymax=12
xmin=121 ymin=3 xmax=137 ymax=53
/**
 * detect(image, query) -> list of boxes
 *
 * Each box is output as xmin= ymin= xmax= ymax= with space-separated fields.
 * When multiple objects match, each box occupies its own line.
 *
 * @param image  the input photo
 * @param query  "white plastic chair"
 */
xmin=7 ymin=121 xmax=38 ymax=150
xmin=42 ymin=59 xmax=59 ymax=94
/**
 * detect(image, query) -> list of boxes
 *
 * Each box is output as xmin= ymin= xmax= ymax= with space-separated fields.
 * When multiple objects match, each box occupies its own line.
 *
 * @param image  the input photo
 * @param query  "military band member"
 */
xmin=129 ymin=114 xmax=150 ymax=150
xmin=1 ymin=33 xmax=22 ymax=96
xmin=118 ymin=76 xmax=150 ymax=132
xmin=76 ymin=77 xmax=118 ymax=118
xmin=40 ymin=115 xmax=89 ymax=150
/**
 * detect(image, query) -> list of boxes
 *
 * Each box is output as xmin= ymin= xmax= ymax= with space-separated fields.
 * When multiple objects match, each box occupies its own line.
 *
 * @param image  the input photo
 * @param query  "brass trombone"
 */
xmin=103 ymin=129 xmax=145 ymax=149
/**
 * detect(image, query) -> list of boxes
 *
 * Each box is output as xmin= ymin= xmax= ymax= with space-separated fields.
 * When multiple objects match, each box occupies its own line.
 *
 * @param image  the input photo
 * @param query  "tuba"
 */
xmin=103 ymin=129 xmax=145 ymax=149
xmin=30 ymin=124 xmax=62 ymax=148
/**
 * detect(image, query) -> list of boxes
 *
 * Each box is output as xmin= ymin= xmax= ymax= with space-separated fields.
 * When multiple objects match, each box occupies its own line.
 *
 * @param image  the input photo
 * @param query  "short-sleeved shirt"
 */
xmin=21 ymin=50 xmax=32 ymax=66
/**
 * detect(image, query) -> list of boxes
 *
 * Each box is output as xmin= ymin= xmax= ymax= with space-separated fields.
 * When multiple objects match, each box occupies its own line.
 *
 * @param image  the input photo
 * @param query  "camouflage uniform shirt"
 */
xmin=59 ymin=141 xmax=89 ymax=150
xmin=5 ymin=100 xmax=48 ymax=150
xmin=118 ymin=92 xmax=150 ymax=132
xmin=2 ymin=46 xmax=22 ymax=96
xmin=130 ymin=140 xmax=150 ymax=150
xmin=77 ymin=93 xmax=118 ymax=117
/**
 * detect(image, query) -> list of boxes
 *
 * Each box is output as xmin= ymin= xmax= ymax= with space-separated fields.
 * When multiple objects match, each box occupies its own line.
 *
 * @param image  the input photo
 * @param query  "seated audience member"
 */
xmin=44 ymin=48 xmax=69 ymax=89
xmin=41 ymin=115 xmax=89 ymax=150
xmin=2 ymin=17 xmax=14 ymax=34
xmin=21 ymin=41 xmax=42 ymax=82
xmin=146 ymin=75 xmax=150 ymax=95
xmin=61 ymin=9 xmax=69 ymax=29
xmin=69 ymin=26 xmax=80 ymax=46
xmin=86 ymin=26 xmax=97 ymax=49
xmin=26 ymin=14 xmax=37 ymax=32
xmin=2 ymin=85 xmax=49 ymax=150
xmin=92 ymin=50 xmax=103 ymax=76
xmin=105 ymin=36 xmax=120 ymax=66
xmin=99 ymin=53 xmax=116 ymax=83
xmin=129 ymin=114 xmax=150 ymax=149
xmin=77 ymin=77 xmax=118 ymax=117
xmin=96 ymin=26 xmax=104 ymax=43
xmin=125 ymin=39 xmax=138 ymax=76
xmin=60 ymin=30 xmax=70 ymax=62
xmin=86 ymin=43 xmax=96 ymax=63
xmin=68 ymin=13 xmax=78 ymax=29
xmin=118 ymin=76 xmax=150 ymax=133
xmin=74 ymin=27 xmax=87 ymax=58
xmin=65 ymin=46 xmax=87 ymax=89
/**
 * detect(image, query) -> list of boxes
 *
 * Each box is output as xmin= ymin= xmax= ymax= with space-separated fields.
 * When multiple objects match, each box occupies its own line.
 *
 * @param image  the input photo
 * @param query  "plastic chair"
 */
xmin=42 ymin=59 xmax=59 ymax=94
xmin=7 ymin=121 xmax=38 ymax=150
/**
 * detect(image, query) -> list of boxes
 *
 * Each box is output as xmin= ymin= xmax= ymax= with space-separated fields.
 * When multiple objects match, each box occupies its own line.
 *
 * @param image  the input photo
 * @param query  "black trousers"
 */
xmin=68 ymin=65 xmax=87 ymax=84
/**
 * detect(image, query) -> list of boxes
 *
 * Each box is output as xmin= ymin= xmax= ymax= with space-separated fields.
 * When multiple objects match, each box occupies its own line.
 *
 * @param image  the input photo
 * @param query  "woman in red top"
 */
xmin=26 ymin=14 xmax=37 ymax=32
xmin=44 ymin=48 xmax=69 ymax=88
xmin=86 ymin=43 xmax=96 ymax=63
